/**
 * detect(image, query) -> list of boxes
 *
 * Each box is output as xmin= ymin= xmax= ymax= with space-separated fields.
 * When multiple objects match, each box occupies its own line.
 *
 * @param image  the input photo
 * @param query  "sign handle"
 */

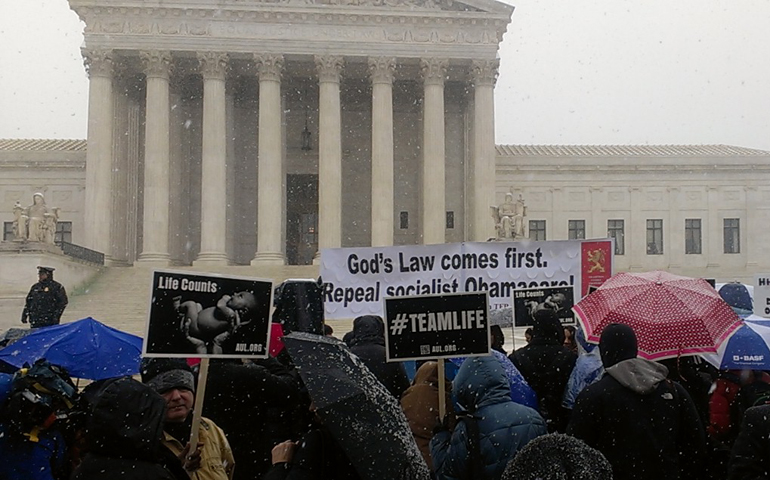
xmin=511 ymin=324 xmax=516 ymax=352
xmin=438 ymin=358 xmax=446 ymax=421
xmin=188 ymin=358 xmax=210 ymax=451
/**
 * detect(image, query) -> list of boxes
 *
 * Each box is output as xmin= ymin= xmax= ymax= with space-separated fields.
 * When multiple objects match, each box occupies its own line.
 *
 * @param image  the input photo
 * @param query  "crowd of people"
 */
xmin=1 ymin=306 xmax=770 ymax=480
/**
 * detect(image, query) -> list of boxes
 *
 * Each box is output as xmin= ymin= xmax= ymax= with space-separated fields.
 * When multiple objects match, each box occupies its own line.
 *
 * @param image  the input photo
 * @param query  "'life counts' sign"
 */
xmin=384 ymin=292 xmax=490 ymax=361
xmin=755 ymin=274 xmax=770 ymax=318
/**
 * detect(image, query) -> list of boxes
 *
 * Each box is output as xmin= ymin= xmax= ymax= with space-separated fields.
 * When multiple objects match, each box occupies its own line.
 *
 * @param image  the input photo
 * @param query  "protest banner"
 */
xmin=755 ymin=274 xmax=770 ymax=318
xmin=512 ymin=285 xmax=576 ymax=327
xmin=384 ymin=292 xmax=490 ymax=361
xmin=321 ymin=239 xmax=613 ymax=320
xmin=143 ymin=270 xmax=273 ymax=358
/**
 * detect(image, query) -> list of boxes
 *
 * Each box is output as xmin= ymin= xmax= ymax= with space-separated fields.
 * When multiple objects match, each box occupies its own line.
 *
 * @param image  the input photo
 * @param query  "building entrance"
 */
xmin=286 ymin=174 xmax=318 ymax=265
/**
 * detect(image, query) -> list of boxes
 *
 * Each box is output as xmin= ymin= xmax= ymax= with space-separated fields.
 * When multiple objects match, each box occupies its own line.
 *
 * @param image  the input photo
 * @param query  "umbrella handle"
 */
xmin=438 ymin=359 xmax=446 ymax=421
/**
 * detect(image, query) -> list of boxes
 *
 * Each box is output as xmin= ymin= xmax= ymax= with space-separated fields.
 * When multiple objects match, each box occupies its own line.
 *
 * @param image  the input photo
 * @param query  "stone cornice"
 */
xmin=197 ymin=52 xmax=229 ymax=80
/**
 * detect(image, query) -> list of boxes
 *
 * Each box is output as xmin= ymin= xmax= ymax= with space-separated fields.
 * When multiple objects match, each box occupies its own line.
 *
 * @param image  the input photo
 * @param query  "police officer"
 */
xmin=21 ymin=266 xmax=68 ymax=327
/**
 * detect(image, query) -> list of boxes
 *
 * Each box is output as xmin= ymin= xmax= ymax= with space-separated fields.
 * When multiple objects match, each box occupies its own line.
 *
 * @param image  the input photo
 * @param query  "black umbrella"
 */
xmin=283 ymin=332 xmax=431 ymax=480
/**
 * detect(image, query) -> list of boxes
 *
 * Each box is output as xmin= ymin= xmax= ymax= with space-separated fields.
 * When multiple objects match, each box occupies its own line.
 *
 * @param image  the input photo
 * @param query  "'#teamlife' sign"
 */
xmin=384 ymin=292 xmax=491 ymax=361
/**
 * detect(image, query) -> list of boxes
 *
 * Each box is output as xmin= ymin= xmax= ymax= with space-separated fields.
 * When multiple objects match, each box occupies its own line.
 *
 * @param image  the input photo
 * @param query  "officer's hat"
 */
xmin=37 ymin=266 xmax=55 ymax=274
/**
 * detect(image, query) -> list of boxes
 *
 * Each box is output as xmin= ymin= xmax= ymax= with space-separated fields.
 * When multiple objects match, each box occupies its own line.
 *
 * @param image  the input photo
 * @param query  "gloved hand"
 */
xmin=432 ymin=415 xmax=452 ymax=435
xmin=21 ymin=314 xmax=28 ymax=324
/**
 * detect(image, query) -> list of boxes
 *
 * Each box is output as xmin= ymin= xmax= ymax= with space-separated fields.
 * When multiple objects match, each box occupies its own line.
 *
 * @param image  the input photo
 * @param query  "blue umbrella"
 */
xmin=0 ymin=317 xmax=143 ymax=380
xmin=702 ymin=315 xmax=770 ymax=370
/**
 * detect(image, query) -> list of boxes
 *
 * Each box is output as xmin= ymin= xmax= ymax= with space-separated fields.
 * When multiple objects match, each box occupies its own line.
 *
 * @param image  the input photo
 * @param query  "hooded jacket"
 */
xmin=348 ymin=315 xmax=410 ymax=399
xmin=567 ymin=358 xmax=706 ymax=480
xmin=509 ymin=312 xmax=576 ymax=431
xmin=400 ymin=362 xmax=456 ymax=470
xmin=72 ymin=377 xmax=184 ymax=480
xmin=430 ymin=355 xmax=547 ymax=480
xmin=729 ymin=403 xmax=770 ymax=480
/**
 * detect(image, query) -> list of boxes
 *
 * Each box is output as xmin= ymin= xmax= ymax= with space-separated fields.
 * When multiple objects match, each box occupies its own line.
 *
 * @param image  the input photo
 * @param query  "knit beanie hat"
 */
xmin=599 ymin=323 xmax=638 ymax=368
xmin=502 ymin=433 xmax=613 ymax=480
xmin=140 ymin=358 xmax=195 ymax=394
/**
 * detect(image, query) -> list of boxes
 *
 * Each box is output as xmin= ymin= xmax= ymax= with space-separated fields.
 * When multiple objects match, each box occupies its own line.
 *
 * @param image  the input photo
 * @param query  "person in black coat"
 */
xmin=72 ymin=377 xmax=187 ymax=480
xmin=567 ymin=323 xmax=706 ymax=480
xmin=509 ymin=309 xmax=576 ymax=432
xmin=202 ymin=357 xmax=303 ymax=480
xmin=21 ymin=266 xmax=68 ymax=327
xmin=728 ymin=403 xmax=770 ymax=479
xmin=347 ymin=315 xmax=410 ymax=399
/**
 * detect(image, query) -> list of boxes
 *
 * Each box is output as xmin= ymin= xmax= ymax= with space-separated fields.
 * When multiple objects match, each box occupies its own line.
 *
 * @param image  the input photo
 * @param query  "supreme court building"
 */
xmin=68 ymin=0 xmax=513 ymax=266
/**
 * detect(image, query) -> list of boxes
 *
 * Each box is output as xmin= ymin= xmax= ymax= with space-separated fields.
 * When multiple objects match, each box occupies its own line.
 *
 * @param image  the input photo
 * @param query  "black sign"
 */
xmin=512 ymin=285 xmax=576 ymax=327
xmin=144 ymin=270 xmax=273 ymax=358
xmin=384 ymin=292 xmax=490 ymax=361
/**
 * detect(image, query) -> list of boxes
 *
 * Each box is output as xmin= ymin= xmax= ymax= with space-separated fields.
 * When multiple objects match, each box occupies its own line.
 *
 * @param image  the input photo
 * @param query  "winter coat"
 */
xmin=262 ymin=426 xmax=360 ymax=480
xmin=400 ymin=361 xmax=457 ymax=470
xmin=0 ymin=423 xmax=66 ymax=480
xmin=567 ymin=358 xmax=706 ymax=480
xmin=202 ymin=358 xmax=302 ymax=480
xmin=562 ymin=348 xmax=603 ymax=410
xmin=22 ymin=277 xmax=67 ymax=327
xmin=430 ymin=355 xmax=547 ymax=480
xmin=348 ymin=315 xmax=410 ymax=399
xmin=162 ymin=417 xmax=235 ymax=480
xmin=450 ymin=350 xmax=538 ymax=410
xmin=728 ymin=404 xmax=770 ymax=480
xmin=72 ymin=377 xmax=185 ymax=480
xmin=709 ymin=371 xmax=742 ymax=443
xmin=509 ymin=315 xmax=576 ymax=432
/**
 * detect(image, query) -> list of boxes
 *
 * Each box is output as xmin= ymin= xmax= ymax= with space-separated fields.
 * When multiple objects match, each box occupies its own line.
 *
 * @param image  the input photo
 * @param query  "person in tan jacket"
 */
xmin=400 ymin=361 xmax=456 ymax=470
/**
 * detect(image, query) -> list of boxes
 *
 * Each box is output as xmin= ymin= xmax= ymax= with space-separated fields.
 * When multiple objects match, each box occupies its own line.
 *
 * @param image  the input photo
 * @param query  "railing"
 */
xmin=56 ymin=241 xmax=105 ymax=265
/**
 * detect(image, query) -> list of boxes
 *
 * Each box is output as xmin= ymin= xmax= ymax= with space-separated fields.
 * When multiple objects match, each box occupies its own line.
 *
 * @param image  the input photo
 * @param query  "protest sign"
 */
xmin=321 ymin=239 xmax=613 ymax=320
xmin=755 ymin=274 xmax=770 ymax=318
xmin=144 ymin=270 xmax=273 ymax=358
xmin=512 ymin=285 xmax=576 ymax=327
xmin=384 ymin=292 xmax=490 ymax=361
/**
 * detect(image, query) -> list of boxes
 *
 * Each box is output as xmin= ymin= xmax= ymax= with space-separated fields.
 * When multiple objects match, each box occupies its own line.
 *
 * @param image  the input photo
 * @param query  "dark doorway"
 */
xmin=286 ymin=174 xmax=318 ymax=265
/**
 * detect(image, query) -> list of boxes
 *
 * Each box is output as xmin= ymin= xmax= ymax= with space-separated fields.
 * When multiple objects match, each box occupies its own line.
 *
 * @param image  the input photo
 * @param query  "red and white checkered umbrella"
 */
xmin=573 ymin=271 xmax=742 ymax=361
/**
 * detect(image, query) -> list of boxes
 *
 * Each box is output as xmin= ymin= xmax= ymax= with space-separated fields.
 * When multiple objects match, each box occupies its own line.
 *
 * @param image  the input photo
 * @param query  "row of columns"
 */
xmin=83 ymin=48 xmax=498 ymax=265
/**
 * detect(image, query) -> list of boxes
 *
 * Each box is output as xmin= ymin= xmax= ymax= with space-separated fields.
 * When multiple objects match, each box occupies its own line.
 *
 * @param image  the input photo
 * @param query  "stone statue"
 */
xmin=10 ymin=193 xmax=59 ymax=244
xmin=490 ymin=192 xmax=527 ymax=240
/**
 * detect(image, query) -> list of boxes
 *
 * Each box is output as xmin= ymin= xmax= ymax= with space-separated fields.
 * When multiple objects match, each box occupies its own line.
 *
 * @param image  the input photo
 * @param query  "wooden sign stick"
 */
xmin=438 ymin=358 xmax=446 ymax=421
xmin=188 ymin=358 xmax=210 ymax=450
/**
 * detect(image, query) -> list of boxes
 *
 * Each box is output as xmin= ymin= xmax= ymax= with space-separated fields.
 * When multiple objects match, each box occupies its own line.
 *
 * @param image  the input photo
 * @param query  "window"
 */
xmin=607 ymin=219 xmax=625 ymax=255
xmin=568 ymin=220 xmax=585 ymax=240
xmin=724 ymin=218 xmax=740 ymax=254
xmin=685 ymin=219 xmax=702 ymax=254
xmin=55 ymin=221 xmax=72 ymax=244
xmin=446 ymin=211 xmax=454 ymax=229
xmin=399 ymin=211 xmax=408 ymax=230
xmin=3 ymin=222 xmax=13 ymax=241
xmin=529 ymin=220 xmax=546 ymax=241
xmin=646 ymin=219 xmax=663 ymax=255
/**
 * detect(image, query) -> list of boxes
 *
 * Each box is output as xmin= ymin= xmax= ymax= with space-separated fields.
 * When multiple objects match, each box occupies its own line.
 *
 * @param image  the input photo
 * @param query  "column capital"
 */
xmin=141 ymin=50 xmax=173 ymax=80
xmin=253 ymin=53 xmax=284 ymax=82
xmin=197 ymin=52 xmax=229 ymax=81
xmin=470 ymin=59 xmax=499 ymax=87
xmin=420 ymin=58 xmax=448 ymax=86
xmin=368 ymin=57 xmax=396 ymax=85
xmin=315 ymin=55 xmax=344 ymax=83
xmin=82 ymin=48 xmax=114 ymax=78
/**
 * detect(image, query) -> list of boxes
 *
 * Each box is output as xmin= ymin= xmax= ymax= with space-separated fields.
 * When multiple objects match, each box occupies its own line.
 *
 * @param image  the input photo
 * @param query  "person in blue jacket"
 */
xmin=430 ymin=355 xmax=547 ymax=480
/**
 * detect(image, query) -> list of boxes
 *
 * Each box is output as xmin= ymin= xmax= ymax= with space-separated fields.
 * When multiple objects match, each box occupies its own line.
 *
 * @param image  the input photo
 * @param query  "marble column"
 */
xmin=138 ymin=50 xmax=172 ymax=264
xmin=315 ymin=55 xmax=344 ymax=257
xmin=470 ymin=59 xmax=498 ymax=242
xmin=369 ymin=57 xmax=396 ymax=247
xmin=251 ymin=54 xmax=285 ymax=265
xmin=421 ymin=58 xmax=448 ymax=245
xmin=82 ymin=49 xmax=114 ymax=257
xmin=195 ymin=52 xmax=229 ymax=265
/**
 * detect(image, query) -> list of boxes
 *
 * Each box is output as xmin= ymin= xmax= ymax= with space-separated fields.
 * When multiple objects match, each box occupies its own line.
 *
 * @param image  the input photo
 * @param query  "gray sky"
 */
xmin=1 ymin=0 xmax=769 ymax=150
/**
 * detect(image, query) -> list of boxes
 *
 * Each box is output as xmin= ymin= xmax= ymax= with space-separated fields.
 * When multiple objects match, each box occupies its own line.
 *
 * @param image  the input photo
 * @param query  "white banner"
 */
xmin=320 ymin=239 xmax=614 ymax=320
xmin=754 ymin=274 xmax=770 ymax=318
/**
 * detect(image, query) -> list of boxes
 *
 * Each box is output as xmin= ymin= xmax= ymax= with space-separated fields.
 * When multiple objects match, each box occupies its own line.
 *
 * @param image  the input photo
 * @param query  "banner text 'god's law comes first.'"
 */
xmin=320 ymin=240 xmax=613 ymax=320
